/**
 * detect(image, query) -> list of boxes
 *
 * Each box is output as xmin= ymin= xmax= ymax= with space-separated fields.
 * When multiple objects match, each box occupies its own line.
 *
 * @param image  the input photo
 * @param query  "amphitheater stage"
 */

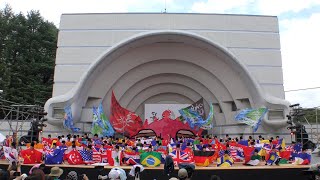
xmin=0 ymin=161 xmax=312 ymax=180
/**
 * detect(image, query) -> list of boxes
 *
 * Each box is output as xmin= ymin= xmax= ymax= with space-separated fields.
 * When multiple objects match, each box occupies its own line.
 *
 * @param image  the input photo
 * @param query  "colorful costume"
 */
xmin=292 ymin=152 xmax=311 ymax=165
xmin=266 ymin=151 xmax=279 ymax=165
xmin=217 ymin=154 xmax=234 ymax=167
xmin=246 ymin=154 xmax=261 ymax=166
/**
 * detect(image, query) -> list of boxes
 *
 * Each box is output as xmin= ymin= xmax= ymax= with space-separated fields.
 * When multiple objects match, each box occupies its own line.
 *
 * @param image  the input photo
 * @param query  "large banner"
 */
xmin=110 ymin=92 xmax=143 ymax=137
xmin=182 ymin=98 xmax=205 ymax=119
xmin=144 ymin=104 xmax=189 ymax=123
xmin=234 ymin=108 xmax=268 ymax=132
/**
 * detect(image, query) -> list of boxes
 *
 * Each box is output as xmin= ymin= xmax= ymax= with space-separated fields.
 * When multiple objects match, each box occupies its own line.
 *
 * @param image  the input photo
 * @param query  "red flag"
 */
xmin=213 ymin=139 xmax=226 ymax=151
xmin=65 ymin=149 xmax=84 ymax=165
xmin=280 ymin=151 xmax=291 ymax=160
xmin=20 ymin=148 xmax=42 ymax=164
xmin=110 ymin=91 xmax=143 ymax=137
xmin=100 ymin=149 xmax=108 ymax=163
xmin=241 ymin=145 xmax=255 ymax=163
xmin=42 ymin=137 xmax=52 ymax=146
xmin=42 ymin=137 xmax=59 ymax=147
xmin=106 ymin=149 xmax=114 ymax=166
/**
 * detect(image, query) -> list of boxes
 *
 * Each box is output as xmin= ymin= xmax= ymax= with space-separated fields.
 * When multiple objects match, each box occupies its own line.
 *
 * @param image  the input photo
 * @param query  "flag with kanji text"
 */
xmin=110 ymin=91 xmax=143 ymax=137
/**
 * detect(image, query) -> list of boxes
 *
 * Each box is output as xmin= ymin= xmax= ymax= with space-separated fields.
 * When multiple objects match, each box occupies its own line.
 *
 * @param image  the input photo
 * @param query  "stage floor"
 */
xmin=0 ymin=160 xmax=311 ymax=180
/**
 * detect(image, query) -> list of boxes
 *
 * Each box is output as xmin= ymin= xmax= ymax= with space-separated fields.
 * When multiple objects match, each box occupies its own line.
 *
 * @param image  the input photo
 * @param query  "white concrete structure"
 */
xmin=44 ymin=13 xmax=289 ymax=135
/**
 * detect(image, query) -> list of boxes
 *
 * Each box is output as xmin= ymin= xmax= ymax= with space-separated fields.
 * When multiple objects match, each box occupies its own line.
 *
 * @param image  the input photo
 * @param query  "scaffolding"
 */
xmin=302 ymin=106 xmax=320 ymax=147
xmin=286 ymin=104 xmax=320 ymax=151
xmin=0 ymin=98 xmax=46 ymax=144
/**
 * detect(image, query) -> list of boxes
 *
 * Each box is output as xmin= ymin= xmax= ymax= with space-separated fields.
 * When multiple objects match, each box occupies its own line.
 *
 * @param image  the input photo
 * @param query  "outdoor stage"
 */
xmin=0 ymin=160 xmax=312 ymax=180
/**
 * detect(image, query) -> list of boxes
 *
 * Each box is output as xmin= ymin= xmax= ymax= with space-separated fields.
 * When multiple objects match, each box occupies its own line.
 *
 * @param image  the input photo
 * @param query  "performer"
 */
xmin=217 ymin=150 xmax=234 ymax=167
xmin=291 ymin=141 xmax=302 ymax=160
xmin=112 ymin=145 xmax=122 ymax=166
xmin=266 ymin=148 xmax=280 ymax=166
xmin=4 ymin=142 xmax=19 ymax=165
xmin=245 ymin=149 xmax=261 ymax=166
xmin=292 ymin=148 xmax=311 ymax=165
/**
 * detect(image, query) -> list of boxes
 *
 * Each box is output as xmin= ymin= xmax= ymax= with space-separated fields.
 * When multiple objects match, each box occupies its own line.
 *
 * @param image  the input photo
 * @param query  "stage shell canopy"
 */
xmin=44 ymin=14 xmax=290 ymax=134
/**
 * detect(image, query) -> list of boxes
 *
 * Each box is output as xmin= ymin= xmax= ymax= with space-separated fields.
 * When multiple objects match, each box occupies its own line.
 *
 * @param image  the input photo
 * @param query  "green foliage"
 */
xmin=0 ymin=5 xmax=57 ymax=105
xmin=295 ymin=108 xmax=320 ymax=124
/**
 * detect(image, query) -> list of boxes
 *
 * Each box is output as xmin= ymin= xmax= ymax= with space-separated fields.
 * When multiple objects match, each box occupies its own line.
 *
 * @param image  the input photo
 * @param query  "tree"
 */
xmin=296 ymin=108 xmax=320 ymax=124
xmin=0 ymin=5 xmax=57 ymax=105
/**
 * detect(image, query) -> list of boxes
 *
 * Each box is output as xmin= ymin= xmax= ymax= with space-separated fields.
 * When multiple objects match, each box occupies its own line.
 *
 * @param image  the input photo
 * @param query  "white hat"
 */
xmin=108 ymin=169 xmax=120 ymax=180
xmin=178 ymin=168 xmax=188 ymax=178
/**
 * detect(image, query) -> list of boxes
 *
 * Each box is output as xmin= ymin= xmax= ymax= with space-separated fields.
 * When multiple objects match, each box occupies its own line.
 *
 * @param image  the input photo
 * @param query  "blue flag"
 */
xmin=63 ymin=106 xmax=81 ymax=132
xmin=234 ymin=108 xmax=268 ymax=132
xmin=45 ymin=148 xmax=66 ymax=164
xmin=79 ymin=149 xmax=93 ymax=164
xmin=179 ymin=104 xmax=214 ymax=130
xmin=91 ymin=103 xmax=115 ymax=137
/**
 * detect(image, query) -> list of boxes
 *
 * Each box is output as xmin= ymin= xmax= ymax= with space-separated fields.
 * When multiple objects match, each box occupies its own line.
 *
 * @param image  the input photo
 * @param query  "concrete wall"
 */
xmin=53 ymin=13 xmax=284 ymax=99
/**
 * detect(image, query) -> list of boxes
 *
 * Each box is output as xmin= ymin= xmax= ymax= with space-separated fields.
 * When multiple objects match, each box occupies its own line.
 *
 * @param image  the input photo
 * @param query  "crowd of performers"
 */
xmin=0 ymin=133 xmax=312 ymax=168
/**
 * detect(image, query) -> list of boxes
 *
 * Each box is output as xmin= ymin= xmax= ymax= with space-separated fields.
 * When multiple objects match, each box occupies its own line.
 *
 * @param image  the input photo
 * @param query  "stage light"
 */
xmin=289 ymin=103 xmax=300 ymax=108
xmin=286 ymin=115 xmax=292 ymax=120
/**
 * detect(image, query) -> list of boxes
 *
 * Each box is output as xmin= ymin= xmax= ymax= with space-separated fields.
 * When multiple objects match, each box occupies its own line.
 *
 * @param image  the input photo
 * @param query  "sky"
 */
xmin=1 ymin=0 xmax=320 ymax=108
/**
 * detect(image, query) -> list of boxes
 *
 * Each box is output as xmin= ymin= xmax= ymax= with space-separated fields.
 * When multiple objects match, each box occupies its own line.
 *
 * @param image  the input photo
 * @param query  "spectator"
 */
xmin=48 ymin=167 xmax=63 ymax=180
xmin=99 ymin=168 xmax=126 ymax=180
xmin=210 ymin=175 xmax=222 ymax=180
xmin=0 ymin=168 xmax=9 ymax=180
xmin=178 ymin=168 xmax=188 ymax=180
xmin=64 ymin=171 xmax=78 ymax=180
xmin=164 ymin=155 xmax=174 ymax=177
xmin=25 ymin=169 xmax=46 ymax=180
xmin=129 ymin=164 xmax=144 ymax=180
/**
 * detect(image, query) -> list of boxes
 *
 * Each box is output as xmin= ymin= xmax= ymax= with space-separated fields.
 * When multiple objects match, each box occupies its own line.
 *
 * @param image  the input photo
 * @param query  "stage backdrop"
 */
xmin=144 ymin=104 xmax=189 ymax=123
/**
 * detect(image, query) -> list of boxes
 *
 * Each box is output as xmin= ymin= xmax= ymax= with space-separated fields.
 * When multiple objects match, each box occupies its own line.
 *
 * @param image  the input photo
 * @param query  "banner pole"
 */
xmin=252 ymin=127 xmax=254 ymax=139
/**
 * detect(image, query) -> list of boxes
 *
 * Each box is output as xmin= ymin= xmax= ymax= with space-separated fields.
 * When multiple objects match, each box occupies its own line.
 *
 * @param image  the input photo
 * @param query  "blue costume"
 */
xmin=266 ymin=151 xmax=279 ymax=165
